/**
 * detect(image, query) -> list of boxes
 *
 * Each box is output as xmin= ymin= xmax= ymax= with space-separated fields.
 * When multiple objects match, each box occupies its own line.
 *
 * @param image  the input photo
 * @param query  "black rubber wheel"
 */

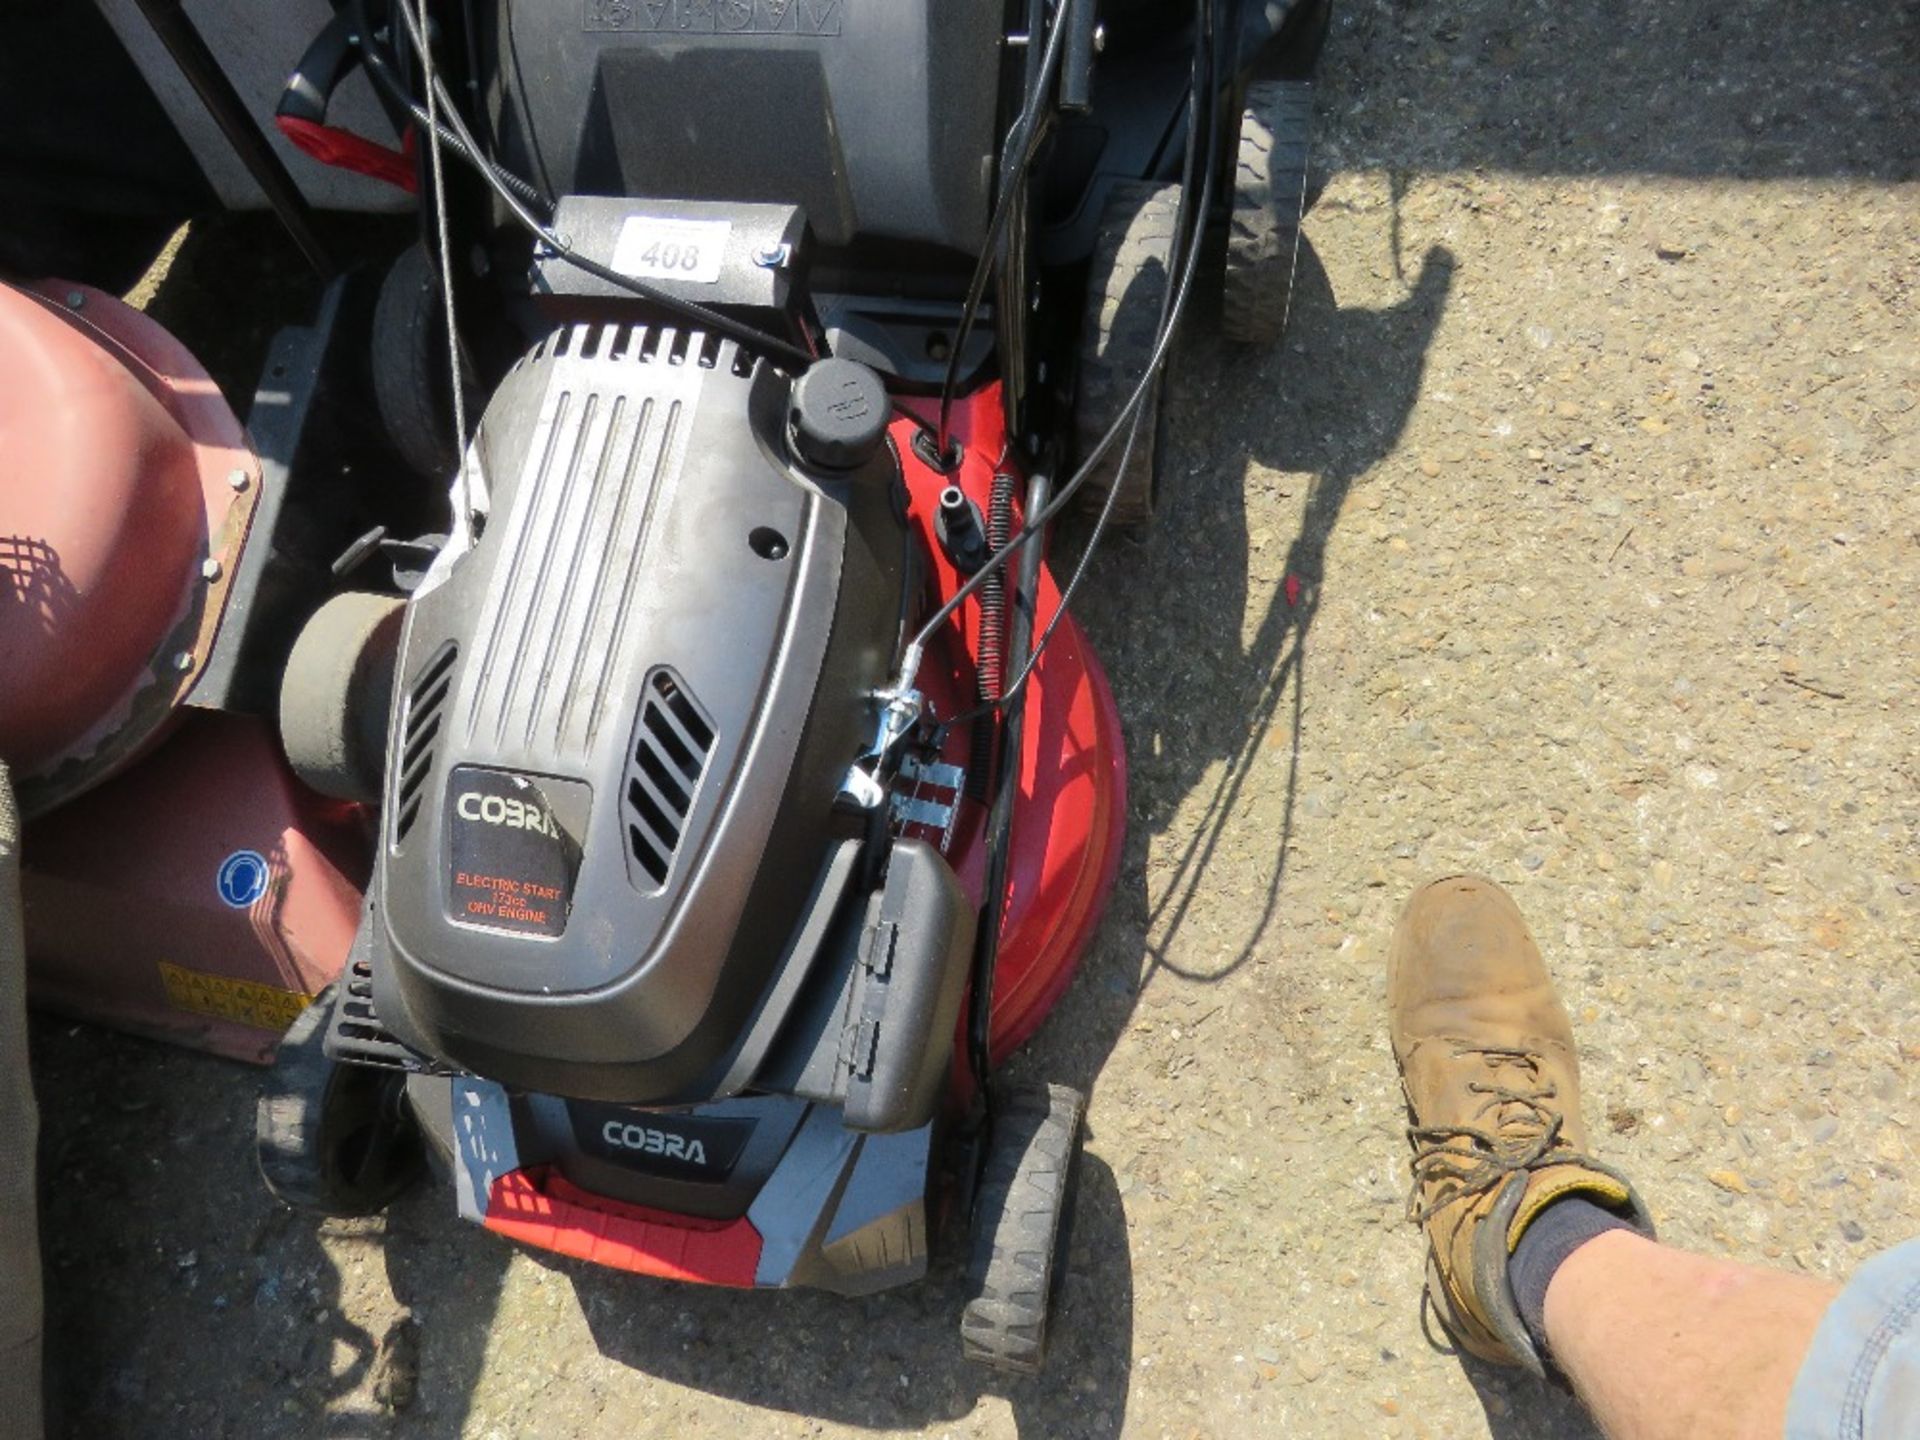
xmin=960 ymin=1082 xmax=1086 ymax=1375
xmin=371 ymin=244 xmax=462 ymax=481
xmin=1075 ymin=181 xmax=1182 ymax=530
xmin=1221 ymin=79 xmax=1314 ymax=347
xmin=257 ymin=985 xmax=423 ymax=1217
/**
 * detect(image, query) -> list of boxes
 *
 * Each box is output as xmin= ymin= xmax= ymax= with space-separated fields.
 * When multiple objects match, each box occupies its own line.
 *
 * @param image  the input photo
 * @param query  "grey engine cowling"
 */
xmin=358 ymin=325 xmax=973 ymax=1124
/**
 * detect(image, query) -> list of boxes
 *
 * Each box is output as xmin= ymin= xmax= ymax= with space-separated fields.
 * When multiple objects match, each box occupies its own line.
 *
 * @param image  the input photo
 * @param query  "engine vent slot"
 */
xmin=337 ymin=954 xmax=383 ymax=1046
xmin=625 ymin=668 xmax=715 ymax=888
xmin=394 ymin=643 xmax=458 ymax=844
xmin=324 ymin=951 xmax=447 ymax=1074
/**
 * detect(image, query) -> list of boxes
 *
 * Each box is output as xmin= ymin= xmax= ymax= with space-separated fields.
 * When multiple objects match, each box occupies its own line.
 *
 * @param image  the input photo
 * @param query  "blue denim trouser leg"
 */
xmin=1785 ymin=1237 xmax=1920 ymax=1440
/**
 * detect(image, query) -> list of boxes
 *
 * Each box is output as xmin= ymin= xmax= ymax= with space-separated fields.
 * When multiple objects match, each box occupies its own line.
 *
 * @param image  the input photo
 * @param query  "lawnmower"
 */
xmin=2 ymin=0 xmax=1327 ymax=1376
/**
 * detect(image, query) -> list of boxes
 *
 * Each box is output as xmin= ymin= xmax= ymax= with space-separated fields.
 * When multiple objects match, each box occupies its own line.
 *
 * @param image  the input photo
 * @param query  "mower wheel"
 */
xmin=1220 ymin=80 xmax=1314 ymax=347
xmin=279 ymin=591 xmax=406 ymax=804
xmin=371 ymin=244 xmax=463 ymax=481
xmin=1075 ymin=181 xmax=1181 ymax=531
xmin=257 ymin=984 xmax=422 ymax=1217
xmin=960 ymin=1082 xmax=1086 ymax=1375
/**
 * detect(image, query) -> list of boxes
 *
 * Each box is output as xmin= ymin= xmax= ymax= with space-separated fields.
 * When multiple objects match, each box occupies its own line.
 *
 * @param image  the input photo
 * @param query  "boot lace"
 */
xmin=1404 ymin=1045 xmax=1585 ymax=1225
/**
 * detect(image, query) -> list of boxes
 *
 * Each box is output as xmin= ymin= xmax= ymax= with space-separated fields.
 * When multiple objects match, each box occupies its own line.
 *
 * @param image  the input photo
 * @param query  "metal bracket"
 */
xmin=889 ymin=754 xmax=966 ymax=852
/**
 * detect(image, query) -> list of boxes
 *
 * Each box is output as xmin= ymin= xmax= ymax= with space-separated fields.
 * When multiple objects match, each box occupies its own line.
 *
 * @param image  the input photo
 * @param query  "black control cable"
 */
xmin=904 ymin=0 xmax=1221 ymax=720
xmin=933 ymin=0 xmax=1077 ymax=455
xmin=374 ymin=0 xmax=814 ymax=369
xmin=349 ymin=16 xmax=549 ymax=210
xmin=410 ymin=0 xmax=476 ymax=531
xmin=944 ymin=0 xmax=1226 ymax=733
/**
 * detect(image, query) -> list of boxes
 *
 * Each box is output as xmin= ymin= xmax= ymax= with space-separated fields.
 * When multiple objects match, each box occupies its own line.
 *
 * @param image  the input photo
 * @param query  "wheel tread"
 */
xmin=960 ymin=1083 xmax=1086 ymax=1374
xmin=1221 ymin=80 xmax=1316 ymax=346
xmin=1074 ymin=181 xmax=1183 ymax=530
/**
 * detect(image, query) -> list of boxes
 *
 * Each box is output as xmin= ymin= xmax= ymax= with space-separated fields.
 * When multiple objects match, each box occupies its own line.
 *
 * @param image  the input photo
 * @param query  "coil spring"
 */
xmin=966 ymin=473 xmax=1018 ymax=802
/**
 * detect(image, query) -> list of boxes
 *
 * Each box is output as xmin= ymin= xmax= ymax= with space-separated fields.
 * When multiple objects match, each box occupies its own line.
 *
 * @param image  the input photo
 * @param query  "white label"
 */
xmin=610 ymin=216 xmax=732 ymax=284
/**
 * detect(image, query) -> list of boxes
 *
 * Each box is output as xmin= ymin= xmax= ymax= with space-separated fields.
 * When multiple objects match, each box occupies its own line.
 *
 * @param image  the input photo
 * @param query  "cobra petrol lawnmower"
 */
xmin=2 ymin=0 xmax=1325 ymax=1375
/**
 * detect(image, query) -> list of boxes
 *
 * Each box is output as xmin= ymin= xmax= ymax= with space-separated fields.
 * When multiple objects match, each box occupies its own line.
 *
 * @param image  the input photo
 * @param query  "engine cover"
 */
xmin=370 ymin=323 xmax=905 ymax=1101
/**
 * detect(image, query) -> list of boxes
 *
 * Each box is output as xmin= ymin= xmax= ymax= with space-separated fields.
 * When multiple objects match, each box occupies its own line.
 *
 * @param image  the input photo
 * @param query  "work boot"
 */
xmin=1388 ymin=874 xmax=1653 ymax=1374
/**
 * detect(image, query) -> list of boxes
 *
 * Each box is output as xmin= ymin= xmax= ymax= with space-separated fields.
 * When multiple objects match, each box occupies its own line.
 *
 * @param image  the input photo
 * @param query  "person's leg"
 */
xmin=1387 ymin=877 xmax=1920 ymax=1440
xmin=1388 ymin=874 xmax=1659 ymax=1375
xmin=1541 ymin=1228 xmax=1837 ymax=1440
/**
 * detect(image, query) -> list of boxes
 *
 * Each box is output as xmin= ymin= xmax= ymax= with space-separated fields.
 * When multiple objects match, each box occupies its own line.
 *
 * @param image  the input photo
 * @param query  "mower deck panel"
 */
xmin=434 ymin=1074 xmax=933 ymax=1294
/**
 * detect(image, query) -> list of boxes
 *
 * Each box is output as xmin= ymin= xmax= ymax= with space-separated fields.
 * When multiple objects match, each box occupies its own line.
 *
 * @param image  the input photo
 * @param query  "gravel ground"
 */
xmin=32 ymin=2 xmax=1918 ymax=1437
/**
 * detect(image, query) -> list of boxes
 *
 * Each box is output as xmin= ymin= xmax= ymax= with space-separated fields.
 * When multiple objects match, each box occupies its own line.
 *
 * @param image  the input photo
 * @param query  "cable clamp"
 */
xmin=837 ymin=677 xmax=927 ymax=811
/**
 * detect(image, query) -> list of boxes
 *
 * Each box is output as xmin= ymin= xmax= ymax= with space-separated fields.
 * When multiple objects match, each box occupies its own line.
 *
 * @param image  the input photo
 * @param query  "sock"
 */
xmin=1508 ymin=1196 xmax=1634 ymax=1355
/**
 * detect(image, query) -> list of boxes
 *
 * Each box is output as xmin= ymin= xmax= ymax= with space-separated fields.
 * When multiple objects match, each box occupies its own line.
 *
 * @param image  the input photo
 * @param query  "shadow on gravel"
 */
xmin=1333 ymin=0 xmax=1917 ymax=182
xmin=32 ymin=1025 xmax=391 ymax=1440
xmin=1094 ymin=236 xmax=1456 ymax=997
xmin=453 ymin=1151 xmax=1137 ymax=1440
xmin=1459 ymin=1352 xmax=1604 ymax=1440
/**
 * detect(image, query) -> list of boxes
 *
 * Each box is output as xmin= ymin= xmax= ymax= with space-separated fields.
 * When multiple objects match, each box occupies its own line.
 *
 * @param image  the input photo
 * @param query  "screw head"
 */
xmin=65 ymin=290 xmax=85 ymax=309
xmin=200 ymin=558 xmax=223 ymax=581
xmin=172 ymin=650 xmax=195 ymax=672
xmin=227 ymin=468 xmax=250 ymax=491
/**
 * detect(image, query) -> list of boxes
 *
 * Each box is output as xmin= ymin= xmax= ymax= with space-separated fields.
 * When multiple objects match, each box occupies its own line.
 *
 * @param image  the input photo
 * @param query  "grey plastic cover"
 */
xmin=371 ymin=323 xmax=905 ymax=1102
xmin=482 ymin=0 xmax=1005 ymax=254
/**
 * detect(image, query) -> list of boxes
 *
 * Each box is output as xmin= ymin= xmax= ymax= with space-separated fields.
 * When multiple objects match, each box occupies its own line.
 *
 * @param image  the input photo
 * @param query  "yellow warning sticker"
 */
xmin=158 ymin=963 xmax=312 ymax=1032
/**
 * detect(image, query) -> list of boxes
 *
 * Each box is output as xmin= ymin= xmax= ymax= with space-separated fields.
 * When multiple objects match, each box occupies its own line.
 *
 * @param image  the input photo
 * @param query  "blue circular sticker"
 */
xmin=216 ymin=850 xmax=269 ymax=909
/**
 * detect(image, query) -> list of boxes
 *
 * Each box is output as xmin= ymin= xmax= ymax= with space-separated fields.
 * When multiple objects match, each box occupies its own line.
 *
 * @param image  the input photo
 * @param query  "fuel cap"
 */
xmin=788 ymin=358 xmax=889 ymax=471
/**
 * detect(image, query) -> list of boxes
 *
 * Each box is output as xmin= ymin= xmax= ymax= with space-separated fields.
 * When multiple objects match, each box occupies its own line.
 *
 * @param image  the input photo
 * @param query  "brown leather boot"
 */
xmin=1389 ymin=874 xmax=1653 ymax=1374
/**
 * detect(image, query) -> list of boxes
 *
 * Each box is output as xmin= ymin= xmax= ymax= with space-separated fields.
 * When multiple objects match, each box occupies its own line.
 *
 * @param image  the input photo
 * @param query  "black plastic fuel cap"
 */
xmin=788 ymin=358 xmax=889 ymax=471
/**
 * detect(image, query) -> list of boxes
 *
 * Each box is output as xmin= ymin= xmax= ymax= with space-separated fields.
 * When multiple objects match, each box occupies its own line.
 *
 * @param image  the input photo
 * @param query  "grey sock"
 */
xmin=1508 ymin=1196 xmax=1634 ymax=1356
